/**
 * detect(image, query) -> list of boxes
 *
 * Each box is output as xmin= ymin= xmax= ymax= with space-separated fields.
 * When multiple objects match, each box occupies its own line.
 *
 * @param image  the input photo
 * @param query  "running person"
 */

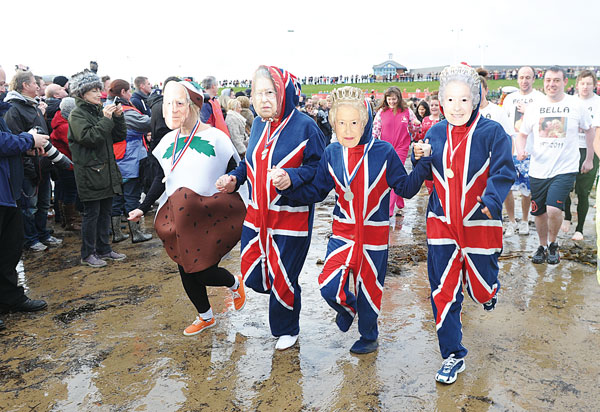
xmin=502 ymin=66 xmax=545 ymax=236
xmin=516 ymin=67 xmax=594 ymax=265
xmin=415 ymin=64 xmax=515 ymax=384
xmin=562 ymin=70 xmax=600 ymax=241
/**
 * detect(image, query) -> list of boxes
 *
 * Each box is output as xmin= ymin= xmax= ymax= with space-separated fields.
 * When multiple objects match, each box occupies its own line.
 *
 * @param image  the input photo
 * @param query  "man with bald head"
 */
xmin=45 ymin=83 xmax=68 ymax=132
xmin=502 ymin=66 xmax=545 ymax=237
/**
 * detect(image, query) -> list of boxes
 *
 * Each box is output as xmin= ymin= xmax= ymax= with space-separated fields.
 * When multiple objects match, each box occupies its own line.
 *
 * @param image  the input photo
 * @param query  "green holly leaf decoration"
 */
xmin=163 ymin=136 xmax=215 ymax=159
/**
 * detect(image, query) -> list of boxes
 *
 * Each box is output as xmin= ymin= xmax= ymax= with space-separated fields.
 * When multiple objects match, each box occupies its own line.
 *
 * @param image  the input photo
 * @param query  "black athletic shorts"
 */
xmin=530 ymin=173 xmax=576 ymax=216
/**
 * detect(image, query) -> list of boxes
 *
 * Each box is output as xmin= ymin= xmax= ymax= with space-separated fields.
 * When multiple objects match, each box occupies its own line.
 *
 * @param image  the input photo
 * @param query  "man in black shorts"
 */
xmin=516 ymin=67 xmax=594 ymax=264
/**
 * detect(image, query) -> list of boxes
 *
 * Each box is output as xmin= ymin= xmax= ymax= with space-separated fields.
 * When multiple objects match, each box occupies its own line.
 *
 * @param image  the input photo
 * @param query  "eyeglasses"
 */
xmin=253 ymin=90 xmax=277 ymax=100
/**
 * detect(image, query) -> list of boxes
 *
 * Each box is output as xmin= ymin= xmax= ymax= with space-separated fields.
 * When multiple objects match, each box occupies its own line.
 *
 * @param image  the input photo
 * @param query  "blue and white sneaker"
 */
xmin=435 ymin=355 xmax=465 ymax=384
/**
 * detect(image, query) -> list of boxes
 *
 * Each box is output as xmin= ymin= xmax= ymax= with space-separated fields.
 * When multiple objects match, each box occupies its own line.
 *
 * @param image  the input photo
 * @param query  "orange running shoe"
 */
xmin=183 ymin=316 xmax=215 ymax=336
xmin=232 ymin=275 xmax=246 ymax=311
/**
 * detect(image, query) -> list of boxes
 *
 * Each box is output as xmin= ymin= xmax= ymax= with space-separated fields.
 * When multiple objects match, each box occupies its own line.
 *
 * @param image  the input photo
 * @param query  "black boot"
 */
xmin=128 ymin=220 xmax=152 ymax=243
xmin=111 ymin=216 xmax=129 ymax=242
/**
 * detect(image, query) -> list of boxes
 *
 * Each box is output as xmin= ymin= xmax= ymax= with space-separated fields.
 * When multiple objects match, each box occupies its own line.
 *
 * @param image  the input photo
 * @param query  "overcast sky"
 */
xmin=3 ymin=0 xmax=598 ymax=85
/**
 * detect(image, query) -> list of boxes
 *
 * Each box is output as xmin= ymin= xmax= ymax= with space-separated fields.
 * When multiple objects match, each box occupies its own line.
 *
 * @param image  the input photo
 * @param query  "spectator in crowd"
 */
xmin=200 ymin=76 xmax=230 ymax=137
xmin=316 ymin=98 xmax=332 ymax=144
xmin=131 ymin=76 xmax=152 ymax=116
xmin=68 ymin=70 xmax=127 ymax=267
xmin=0 ymin=64 xmax=50 ymax=329
xmin=100 ymin=75 xmax=111 ymax=103
xmin=415 ymin=100 xmax=430 ymax=123
xmin=218 ymin=89 xmax=232 ymax=119
xmin=53 ymin=75 xmax=69 ymax=90
xmin=106 ymin=79 xmax=152 ymax=243
xmin=4 ymin=70 xmax=62 ymax=252
xmin=225 ymin=98 xmax=248 ymax=156
xmin=372 ymin=86 xmax=420 ymax=217
xmin=516 ymin=67 xmax=594 ymax=265
xmin=50 ymin=97 xmax=80 ymax=231
xmin=236 ymin=95 xmax=254 ymax=135
xmin=35 ymin=75 xmax=46 ymax=100
xmin=44 ymin=83 xmax=68 ymax=133
xmin=562 ymin=70 xmax=600 ymax=241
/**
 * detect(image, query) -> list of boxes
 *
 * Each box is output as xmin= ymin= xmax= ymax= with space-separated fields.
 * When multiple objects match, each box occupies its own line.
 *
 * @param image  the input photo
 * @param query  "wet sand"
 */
xmin=1 ymin=191 xmax=599 ymax=411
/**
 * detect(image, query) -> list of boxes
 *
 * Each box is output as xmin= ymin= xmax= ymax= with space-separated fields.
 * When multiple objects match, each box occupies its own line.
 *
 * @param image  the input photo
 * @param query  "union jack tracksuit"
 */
xmin=420 ymin=114 xmax=515 ymax=359
xmin=281 ymin=137 xmax=431 ymax=341
xmin=229 ymin=67 xmax=325 ymax=337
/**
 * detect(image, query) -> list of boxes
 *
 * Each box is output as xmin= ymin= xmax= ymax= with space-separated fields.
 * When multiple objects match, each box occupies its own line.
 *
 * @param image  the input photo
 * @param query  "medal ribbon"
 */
xmin=446 ymin=113 xmax=480 ymax=169
xmin=170 ymin=120 xmax=201 ymax=172
xmin=343 ymin=137 xmax=374 ymax=189
xmin=262 ymin=112 xmax=294 ymax=155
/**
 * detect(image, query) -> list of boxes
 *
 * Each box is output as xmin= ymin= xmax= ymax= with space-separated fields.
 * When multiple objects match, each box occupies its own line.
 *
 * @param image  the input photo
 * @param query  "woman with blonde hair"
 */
xmin=225 ymin=98 xmax=248 ymax=156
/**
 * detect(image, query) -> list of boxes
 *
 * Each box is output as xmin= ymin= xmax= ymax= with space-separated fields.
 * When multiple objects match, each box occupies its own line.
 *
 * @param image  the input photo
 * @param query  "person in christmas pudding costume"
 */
xmin=129 ymin=80 xmax=247 ymax=336
xmin=274 ymin=86 xmax=432 ymax=354
xmin=414 ymin=64 xmax=515 ymax=384
xmin=216 ymin=66 xmax=325 ymax=351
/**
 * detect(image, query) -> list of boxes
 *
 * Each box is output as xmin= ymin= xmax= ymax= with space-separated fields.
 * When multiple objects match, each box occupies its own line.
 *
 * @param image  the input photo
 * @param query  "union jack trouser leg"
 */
xmin=427 ymin=242 xmax=500 ymax=359
xmin=319 ymin=237 xmax=388 ymax=341
xmin=242 ymin=228 xmax=310 ymax=337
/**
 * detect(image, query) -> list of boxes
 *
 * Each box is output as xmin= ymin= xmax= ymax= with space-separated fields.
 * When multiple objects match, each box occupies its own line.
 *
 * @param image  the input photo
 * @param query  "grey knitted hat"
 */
xmin=59 ymin=97 xmax=76 ymax=119
xmin=69 ymin=70 xmax=102 ymax=98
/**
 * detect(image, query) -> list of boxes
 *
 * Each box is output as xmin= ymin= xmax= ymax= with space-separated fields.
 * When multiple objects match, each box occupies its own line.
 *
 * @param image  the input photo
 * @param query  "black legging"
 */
xmin=564 ymin=149 xmax=599 ymax=233
xmin=178 ymin=264 xmax=236 ymax=314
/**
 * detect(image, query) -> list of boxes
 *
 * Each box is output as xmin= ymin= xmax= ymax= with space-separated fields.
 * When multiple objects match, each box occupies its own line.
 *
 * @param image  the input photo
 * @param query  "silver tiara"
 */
xmin=439 ymin=65 xmax=480 ymax=86
xmin=330 ymin=86 xmax=364 ymax=103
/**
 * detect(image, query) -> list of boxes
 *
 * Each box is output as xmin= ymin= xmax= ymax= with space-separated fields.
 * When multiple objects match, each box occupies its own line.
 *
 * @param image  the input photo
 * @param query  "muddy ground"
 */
xmin=1 ymin=189 xmax=600 ymax=412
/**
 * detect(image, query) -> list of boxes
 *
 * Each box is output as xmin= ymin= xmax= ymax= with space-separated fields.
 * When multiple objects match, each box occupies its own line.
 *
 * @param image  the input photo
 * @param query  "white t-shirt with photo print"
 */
xmin=577 ymin=94 xmax=600 ymax=148
xmin=502 ymin=89 xmax=544 ymax=153
xmin=520 ymin=94 xmax=592 ymax=179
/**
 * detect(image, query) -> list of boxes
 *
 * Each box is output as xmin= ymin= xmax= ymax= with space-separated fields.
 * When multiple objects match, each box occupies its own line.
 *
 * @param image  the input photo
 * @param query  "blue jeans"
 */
xmin=81 ymin=197 xmax=113 ymax=259
xmin=111 ymin=178 xmax=142 ymax=216
xmin=19 ymin=174 xmax=51 ymax=247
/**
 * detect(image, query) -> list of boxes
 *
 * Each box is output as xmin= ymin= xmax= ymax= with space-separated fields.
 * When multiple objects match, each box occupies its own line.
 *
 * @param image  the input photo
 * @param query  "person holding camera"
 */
xmin=68 ymin=71 xmax=127 ymax=268
xmin=0 ymin=65 xmax=50 ymax=329
xmin=106 ymin=79 xmax=152 ymax=243
xmin=3 ymin=70 xmax=63 ymax=252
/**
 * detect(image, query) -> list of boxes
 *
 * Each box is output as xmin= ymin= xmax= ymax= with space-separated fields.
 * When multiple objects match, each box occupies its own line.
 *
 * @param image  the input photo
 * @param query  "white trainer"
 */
xmin=504 ymin=222 xmax=516 ymax=237
xmin=275 ymin=334 xmax=298 ymax=350
xmin=518 ymin=220 xmax=529 ymax=235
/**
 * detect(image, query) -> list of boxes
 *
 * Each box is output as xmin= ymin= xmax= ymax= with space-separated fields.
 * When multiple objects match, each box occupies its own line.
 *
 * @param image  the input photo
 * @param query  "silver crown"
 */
xmin=330 ymin=86 xmax=364 ymax=103
xmin=439 ymin=65 xmax=480 ymax=86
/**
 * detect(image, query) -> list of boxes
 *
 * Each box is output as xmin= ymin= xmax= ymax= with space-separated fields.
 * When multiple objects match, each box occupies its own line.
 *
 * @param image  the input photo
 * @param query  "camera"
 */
xmin=113 ymin=96 xmax=124 ymax=105
xmin=28 ymin=127 xmax=73 ymax=170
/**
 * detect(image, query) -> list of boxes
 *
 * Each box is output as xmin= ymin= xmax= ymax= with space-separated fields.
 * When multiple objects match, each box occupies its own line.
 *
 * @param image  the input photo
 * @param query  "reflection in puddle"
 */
xmin=51 ymin=365 xmax=100 ymax=412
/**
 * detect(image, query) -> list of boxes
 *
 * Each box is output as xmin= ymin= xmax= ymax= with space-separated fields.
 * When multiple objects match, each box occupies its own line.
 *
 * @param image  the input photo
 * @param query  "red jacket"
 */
xmin=50 ymin=110 xmax=72 ymax=161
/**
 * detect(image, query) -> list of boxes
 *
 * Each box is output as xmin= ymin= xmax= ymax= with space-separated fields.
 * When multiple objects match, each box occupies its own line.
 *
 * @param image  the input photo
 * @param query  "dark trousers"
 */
xmin=178 ymin=264 xmax=235 ymax=314
xmin=111 ymin=178 xmax=142 ymax=216
xmin=0 ymin=206 xmax=27 ymax=310
xmin=564 ymin=149 xmax=600 ymax=233
xmin=55 ymin=169 xmax=79 ymax=205
xmin=81 ymin=197 xmax=113 ymax=259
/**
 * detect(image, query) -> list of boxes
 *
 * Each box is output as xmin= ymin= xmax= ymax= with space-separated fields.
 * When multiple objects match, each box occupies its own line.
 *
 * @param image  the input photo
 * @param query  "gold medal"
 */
xmin=344 ymin=190 xmax=354 ymax=201
xmin=446 ymin=168 xmax=454 ymax=179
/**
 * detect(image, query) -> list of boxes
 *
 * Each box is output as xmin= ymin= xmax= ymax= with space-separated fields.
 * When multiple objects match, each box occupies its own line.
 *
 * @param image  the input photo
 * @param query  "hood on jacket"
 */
xmin=51 ymin=109 xmax=68 ymax=130
xmin=147 ymin=92 xmax=163 ymax=109
xmin=359 ymin=98 xmax=374 ymax=145
xmin=265 ymin=66 xmax=301 ymax=123
xmin=4 ymin=90 xmax=36 ymax=106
